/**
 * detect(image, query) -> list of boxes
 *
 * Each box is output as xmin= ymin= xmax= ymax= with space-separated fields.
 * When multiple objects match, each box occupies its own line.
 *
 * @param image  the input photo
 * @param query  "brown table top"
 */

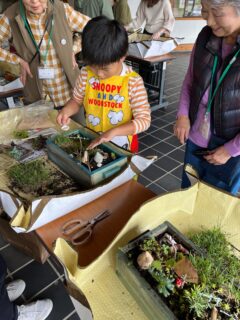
xmin=36 ymin=180 xmax=155 ymax=267
xmin=126 ymin=53 xmax=175 ymax=64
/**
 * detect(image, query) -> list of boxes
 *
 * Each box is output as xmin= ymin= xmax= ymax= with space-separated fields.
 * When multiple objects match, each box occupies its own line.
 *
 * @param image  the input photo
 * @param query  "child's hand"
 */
xmin=56 ymin=110 xmax=71 ymax=126
xmin=87 ymin=130 xmax=115 ymax=150
xmin=56 ymin=99 xmax=80 ymax=126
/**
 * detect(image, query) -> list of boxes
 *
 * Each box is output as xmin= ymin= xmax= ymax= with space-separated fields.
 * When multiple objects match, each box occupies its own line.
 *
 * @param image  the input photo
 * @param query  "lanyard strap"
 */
xmin=19 ymin=0 xmax=54 ymax=64
xmin=41 ymin=19 xmax=54 ymax=64
xmin=206 ymin=48 xmax=240 ymax=115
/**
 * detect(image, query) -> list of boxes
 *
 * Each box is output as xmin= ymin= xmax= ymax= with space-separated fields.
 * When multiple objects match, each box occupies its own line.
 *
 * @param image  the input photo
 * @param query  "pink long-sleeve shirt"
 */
xmin=177 ymin=42 xmax=240 ymax=157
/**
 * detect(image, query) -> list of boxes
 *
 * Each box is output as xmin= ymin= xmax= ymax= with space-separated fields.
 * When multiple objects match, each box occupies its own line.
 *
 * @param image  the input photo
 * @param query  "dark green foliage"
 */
xmin=140 ymin=238 xmax=162 ymax=259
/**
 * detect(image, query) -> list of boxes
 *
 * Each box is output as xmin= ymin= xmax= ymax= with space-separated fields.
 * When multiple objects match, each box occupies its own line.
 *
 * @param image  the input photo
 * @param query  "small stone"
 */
xmin=61 ymin=124 xmax=69 ymax=131
xmin=211 ymin=307 xmax=218 ymax=320
xmin=137 ymin=251 xmax=154 ymax=270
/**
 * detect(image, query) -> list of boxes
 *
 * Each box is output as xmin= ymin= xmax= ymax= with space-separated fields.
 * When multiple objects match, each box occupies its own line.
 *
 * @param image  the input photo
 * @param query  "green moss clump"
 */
xmin=13 ymin=130 xmax=29 ymax=139
xmin=53 ymin=134 xmax=83 ymax=155
xmin=8 ymin=159 xmax=50 ymax=192
xmin=189 ymin=228 xmax=240 ymax=301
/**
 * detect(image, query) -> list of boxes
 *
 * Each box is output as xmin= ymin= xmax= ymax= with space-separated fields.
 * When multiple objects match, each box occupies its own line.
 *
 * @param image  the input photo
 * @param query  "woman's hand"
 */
xmin=72 ymin=52 xmax=78 ymax=69
xmin=19 ymin=58 xmax=33 ymax=85
xmin=87 ymin=130 xmax=115 ymax=150
xmin=204 ymin=146 xmax=231 ymax=165
xmin=152 ymin=28 xmax=170 ymax=40
xmin=174 ymin=115 xmax=190 ymax=144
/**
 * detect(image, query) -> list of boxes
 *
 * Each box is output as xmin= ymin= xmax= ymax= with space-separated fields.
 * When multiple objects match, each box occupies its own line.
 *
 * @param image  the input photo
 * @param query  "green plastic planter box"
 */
xmin=116 ymin=221 xmax=203 ymax=320
xmin=46 ymin=128 xmax=129 ymax=187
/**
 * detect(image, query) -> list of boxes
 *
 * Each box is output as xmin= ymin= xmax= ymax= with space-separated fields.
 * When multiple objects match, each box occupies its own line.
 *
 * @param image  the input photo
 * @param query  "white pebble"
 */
xmin=61 ymin=124 xmax=69 ymax=131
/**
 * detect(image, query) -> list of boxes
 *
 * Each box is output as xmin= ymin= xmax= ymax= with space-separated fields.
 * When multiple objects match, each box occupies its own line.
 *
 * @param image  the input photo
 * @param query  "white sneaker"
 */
xmin=6 ymin=279 xmax=26 ymax=302
xmin=17 ymin=299 xmax=53 ymax=320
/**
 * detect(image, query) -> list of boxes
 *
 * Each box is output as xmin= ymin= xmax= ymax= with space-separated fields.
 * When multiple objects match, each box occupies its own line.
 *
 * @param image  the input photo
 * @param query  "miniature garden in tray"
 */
xmin=117 ymin=223 xmax=240 ymax=320
xmin=47 ymin=130 xmax=128 ymax=187
xmin=51 ymin=132 xmax=119 ymax=171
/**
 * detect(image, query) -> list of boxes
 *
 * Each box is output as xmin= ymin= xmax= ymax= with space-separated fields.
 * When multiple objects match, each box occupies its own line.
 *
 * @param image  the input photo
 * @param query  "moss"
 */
xmin=188 ymin=228 xmax=240 ymax=303
xmin=8 ymin=159 xmax=50 ymax=192
xmin=13 ymin=130 xmax=29 ymax=139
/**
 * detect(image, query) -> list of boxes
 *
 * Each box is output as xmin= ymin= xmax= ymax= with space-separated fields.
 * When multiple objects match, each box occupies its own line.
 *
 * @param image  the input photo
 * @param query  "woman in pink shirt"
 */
xmin=174 ymin=0 xmax=240 ymax=195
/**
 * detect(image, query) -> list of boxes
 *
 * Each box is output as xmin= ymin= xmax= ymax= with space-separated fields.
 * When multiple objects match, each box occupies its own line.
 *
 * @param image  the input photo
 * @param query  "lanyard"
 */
xmin=19 ymin=0 xmax=54 ymax=64
xmin=206 ymin=48 xmax=240 ymax=116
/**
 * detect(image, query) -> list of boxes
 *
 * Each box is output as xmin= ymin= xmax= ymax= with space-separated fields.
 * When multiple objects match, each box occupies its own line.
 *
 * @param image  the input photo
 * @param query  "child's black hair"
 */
xmin=82 ymin=16 xmax=128 ymax=66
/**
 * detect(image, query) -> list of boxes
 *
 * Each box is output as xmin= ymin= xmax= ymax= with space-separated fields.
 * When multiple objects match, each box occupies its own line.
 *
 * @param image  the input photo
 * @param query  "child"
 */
xmin=57 ymin=16 xmax=151 ymax=152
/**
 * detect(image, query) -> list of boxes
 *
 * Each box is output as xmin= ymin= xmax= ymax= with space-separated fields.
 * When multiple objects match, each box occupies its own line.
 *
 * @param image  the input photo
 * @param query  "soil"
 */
xmin=8 ymin=159 xmax=84 ymax=209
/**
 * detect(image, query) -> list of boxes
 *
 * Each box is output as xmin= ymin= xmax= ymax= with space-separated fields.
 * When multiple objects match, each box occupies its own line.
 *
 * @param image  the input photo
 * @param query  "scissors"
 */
xmin=61 ymin=209 xmax=111 ymax=245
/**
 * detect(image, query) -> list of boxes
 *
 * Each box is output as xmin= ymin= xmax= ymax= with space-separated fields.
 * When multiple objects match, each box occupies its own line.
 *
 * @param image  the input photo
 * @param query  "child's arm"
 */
xmin=56 ymin=67 xmax=87 ymax=126
xmin=57 ymin=99 xmax=80 ymax=126
xmin=88 ymin=122 xmax=135 ymax=149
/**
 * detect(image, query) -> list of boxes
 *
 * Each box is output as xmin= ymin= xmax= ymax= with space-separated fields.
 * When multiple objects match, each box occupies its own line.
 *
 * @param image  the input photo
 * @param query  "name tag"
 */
xmin=38 ymin=67 xmax=55 ymax=80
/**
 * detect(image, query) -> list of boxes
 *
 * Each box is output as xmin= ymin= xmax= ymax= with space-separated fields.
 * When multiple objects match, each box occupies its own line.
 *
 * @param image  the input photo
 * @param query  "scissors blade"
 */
xmin=91 ymin=209 xmax=111 ymax=224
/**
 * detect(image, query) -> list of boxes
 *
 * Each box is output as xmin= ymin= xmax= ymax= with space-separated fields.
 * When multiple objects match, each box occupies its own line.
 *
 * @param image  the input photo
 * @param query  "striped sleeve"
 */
xmin=72 ymin=67 xmax=88 ymax=103
xmin=0 ymin=15 xmax=20 ymax=64
xmin=129 ymin=74 xmax=151 ymax=134
xmin=64 ymin=3 xmax=90 ymax=33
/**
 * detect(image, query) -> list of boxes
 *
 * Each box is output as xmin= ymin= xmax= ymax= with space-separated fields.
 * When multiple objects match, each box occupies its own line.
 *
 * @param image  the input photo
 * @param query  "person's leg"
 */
xmin=181 ymin=140 xmax=205 ymax=188
xmin=0 ymin=254 xmax=18 ymax=320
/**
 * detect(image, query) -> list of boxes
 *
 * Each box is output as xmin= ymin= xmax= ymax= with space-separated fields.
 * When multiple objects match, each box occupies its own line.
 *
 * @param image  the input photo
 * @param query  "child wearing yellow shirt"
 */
xmin=57 ymin=16 xmax=151 ymax=152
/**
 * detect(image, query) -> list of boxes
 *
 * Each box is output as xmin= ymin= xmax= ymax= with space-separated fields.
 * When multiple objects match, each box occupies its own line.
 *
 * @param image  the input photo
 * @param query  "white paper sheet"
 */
xmin=0 ymin=78 xmax=23 ymax=93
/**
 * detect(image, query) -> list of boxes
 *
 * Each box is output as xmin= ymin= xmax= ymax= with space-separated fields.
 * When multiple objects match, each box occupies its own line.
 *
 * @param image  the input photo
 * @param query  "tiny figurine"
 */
xmin=94 ymin=151 xmax=104 ymax=167
xmin=82 ymin=150 xmax=89 ymax=164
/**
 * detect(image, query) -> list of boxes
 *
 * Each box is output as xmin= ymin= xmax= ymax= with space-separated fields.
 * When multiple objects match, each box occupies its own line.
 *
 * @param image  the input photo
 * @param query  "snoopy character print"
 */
xmin=84 ymin=67 xmax=139 ymax=152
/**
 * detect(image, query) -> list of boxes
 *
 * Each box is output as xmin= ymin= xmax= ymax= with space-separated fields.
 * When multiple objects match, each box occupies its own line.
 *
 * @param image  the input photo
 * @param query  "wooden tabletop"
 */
xmin=36 ymin=180 xmax=155 ymax=267
xmin=126 ymin=53 xmax=175 ymax=64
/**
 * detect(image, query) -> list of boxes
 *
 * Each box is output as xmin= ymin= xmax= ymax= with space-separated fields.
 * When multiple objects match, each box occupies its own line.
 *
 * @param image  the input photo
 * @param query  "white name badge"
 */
xmin=38 ymin=67 xmax=55 ymax=80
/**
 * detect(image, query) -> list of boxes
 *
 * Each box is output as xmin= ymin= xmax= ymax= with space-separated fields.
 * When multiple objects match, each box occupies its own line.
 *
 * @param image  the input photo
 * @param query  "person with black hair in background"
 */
xmin=57 ymin=16 xmax=151 ymax=152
